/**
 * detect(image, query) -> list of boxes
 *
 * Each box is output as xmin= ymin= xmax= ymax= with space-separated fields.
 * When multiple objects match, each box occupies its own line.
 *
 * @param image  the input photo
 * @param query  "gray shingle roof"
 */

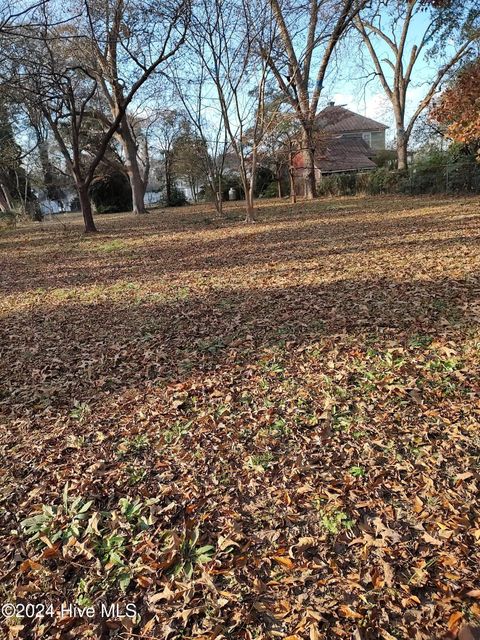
xmin=315 ymin=135 xmax=378 ymax=173
xmin=316 ymin=105 xmax=388 ymax=134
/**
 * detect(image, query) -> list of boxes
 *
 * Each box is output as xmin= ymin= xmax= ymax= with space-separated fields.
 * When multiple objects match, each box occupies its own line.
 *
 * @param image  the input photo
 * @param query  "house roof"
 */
xmin=315 ymin=135 xmax=378 ymax=173
xmin=316 ymin=104 xmax=388 ymax=134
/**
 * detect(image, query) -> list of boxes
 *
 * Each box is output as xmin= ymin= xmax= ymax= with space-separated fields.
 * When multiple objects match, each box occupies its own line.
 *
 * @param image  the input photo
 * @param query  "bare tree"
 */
xmin=80 ymin=0 xmax=190 ymax=214
xmin=259 ymin=107 xmax=299 ymax=202
xmin=149 ymin=109 xmax=186 ymax=205
xmin=259 ymin=0 xmax=366 ymax=199
xmin=190 ymin=0 xmax=277 ymax=222
xmin=0 ymin=1 xmax=49 ymax=36
xmin=354 ymin=0 xmax=480 ymax=170
xmin=170 ymin=60 xmax=229 ymax=216
xmin=9 ymin=0 xmax=190 ymax=232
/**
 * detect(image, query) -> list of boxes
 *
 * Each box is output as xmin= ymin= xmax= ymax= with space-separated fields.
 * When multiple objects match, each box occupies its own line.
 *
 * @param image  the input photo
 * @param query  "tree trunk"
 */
xmin=289 ymin=169 xmax=297 ymax=204
xmin=396 ymin=126 xmax=408 ymax=171
xmin=78 ymin=183 xmax=97 ymax=233
xmin=213 ymin=192 xmax=220 ymax=215
xmin=0 ymin=179 xmax=13 ymax=211
xmin=244 ymin=157 xmax=256 ymax=222
xmin=289 ymin=145 xmax=297 ymax=204
xmin=277 ymin=175 xmax=282 ymax=198
xmin=214 ymin=174 xmax=223 ymax=217
xmin=302 ymin=127 xmax=316 ymax=199
xmin=245 ymin=188 xmax=255 ymax=222
xmin=165 ymin=154 xmax=172 ymax=206
xmin=121 ymin=123 xmax=147 ymax=214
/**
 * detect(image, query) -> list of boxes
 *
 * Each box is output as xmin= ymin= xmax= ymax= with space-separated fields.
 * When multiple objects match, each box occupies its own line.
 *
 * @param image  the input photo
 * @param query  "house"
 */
xmin=36 ymin=187 xmax=78 ymax=215
xmin=293 ymin=102 xmax=388 ymax=192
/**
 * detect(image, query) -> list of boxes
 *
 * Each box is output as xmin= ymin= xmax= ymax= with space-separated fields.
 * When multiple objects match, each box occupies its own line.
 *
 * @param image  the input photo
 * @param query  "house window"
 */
xmin=362 ymin=132 xmax=372 ymax=146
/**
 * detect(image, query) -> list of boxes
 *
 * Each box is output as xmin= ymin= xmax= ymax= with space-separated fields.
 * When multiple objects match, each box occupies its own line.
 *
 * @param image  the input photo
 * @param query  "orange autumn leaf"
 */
xmin=431 ymin=59 xmax=480 ymax=150
xmin=338 ymin=604 xmax=363 ymax=620
xmin=447 ymin=611 xmax=463 ymax=632
xmin=272 ymin=555 xmax=295 ymax=570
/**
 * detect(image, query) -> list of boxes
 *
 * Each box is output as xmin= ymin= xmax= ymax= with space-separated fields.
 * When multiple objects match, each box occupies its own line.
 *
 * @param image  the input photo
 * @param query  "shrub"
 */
xmin=317 ymin=169 xmax=407 ymax=197
xmin=89 ymin=171 xmax=132 ymax=214
xmin=355 ymin=172 xmax=372 ymax=194
xmin=166 ymin=186 xmax=188 ymax=207
xmin=316 ymin=174 xmax=342 ymax=196
xmin=314 ymin=146 xmax=480 ymax=198
xmin=261 ymin=181 xmax=280 ymax=198
xmin=0 ymin=208 xmax=17 ymax=229
xmin=374 ymin=149 xmax=397 ymax=168
xmin=365 ymin=168 xmax=406 ymax=195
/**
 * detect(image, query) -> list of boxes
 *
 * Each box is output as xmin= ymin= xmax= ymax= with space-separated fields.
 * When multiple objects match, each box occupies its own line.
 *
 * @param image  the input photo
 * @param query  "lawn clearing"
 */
xmin=1 ymin=195 xmax=480 ymax=640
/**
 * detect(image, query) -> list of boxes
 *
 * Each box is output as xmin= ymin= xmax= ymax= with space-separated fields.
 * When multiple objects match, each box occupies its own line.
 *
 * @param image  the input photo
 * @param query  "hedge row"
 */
xmin=316 ymin=161 xmax=480 ymax=197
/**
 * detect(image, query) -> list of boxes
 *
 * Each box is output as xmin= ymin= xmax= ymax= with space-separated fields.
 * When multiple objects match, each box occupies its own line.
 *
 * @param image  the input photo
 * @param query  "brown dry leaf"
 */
xmin=149 ymin=584 xmax=176 ymax=604
xmin=455 ymin=472 xmax=474 ymax=482
xmin=309 ymin=626 xmax=320 ymax=640
xmin=447 ymin=611 xmax=463 ymax=632
xmin=2 ymin=196 xmax=480 ymax=640
xmin=40 ymin=544 xmax=60 ymax=559
xmin=413 ymin=496 xmax=424 ymax=514
xmin=136 ymin=575 xmax=153 ymax=588
xmin=272 ymin=555 xmax=295 ymax=570
xmin=338 ymin=605 xmax=363 ymax=620
xmin=217 ymin=536 xmax=241 ymax=551
xmin=290 ymin=536 xmax=317 ymax=555
xmin=422 ymin=531 xmax=443 ymax=546
xmin=19 ymin=559 xmax=44 ymax=573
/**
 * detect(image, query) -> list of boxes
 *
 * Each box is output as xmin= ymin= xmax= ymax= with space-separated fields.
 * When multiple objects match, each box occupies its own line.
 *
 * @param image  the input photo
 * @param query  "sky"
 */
xmin=309 ymin=4 xmax=474 ymax=145
xmin=131 ymin=2 xmax=461 ymax=149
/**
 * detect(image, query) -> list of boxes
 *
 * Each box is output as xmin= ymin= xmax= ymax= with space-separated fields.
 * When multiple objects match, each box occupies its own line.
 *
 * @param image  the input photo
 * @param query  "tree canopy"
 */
xmin=431 ymin=58 xmax=480 ymax=154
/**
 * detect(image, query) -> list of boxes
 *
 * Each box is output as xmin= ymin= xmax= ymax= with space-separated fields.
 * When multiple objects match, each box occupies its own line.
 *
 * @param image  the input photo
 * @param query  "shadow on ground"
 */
xmin=1 ymin=272 xmax=478 ymax=414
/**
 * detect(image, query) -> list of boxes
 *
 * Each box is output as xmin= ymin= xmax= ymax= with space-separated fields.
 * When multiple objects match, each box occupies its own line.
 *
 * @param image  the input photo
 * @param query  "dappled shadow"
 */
xmin=1 ymin=198 xmax=479 ymax=295
xmin=1 ymin=196 xmax=480 ymax=640
xmin=1 ymin=272 xmax=478 ymax=415
xmin=2 ymin=193 xmax=479 ymax=415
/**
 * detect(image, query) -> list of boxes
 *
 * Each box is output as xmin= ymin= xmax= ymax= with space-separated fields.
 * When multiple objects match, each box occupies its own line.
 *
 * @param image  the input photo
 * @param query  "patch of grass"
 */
xmin=126 ymin=465 xmax=147 ymax=486
xmin=268 ymin=417 xmax=291 ymax=437
xmin=171 ymin=528 xmax=215 ymax=579
xmin=331 ymin=408 xmax=354 ymax=430
xmin=88 ymin=239 xmax=128 ymax=253
xmin=426 ymin=357 xmax=459 ymax=373
xmin=409 ymin=334 xmax=433 ymax=349
xmin=247 ymin=452 xmax=274 ymax=471
xmin=197 ymin=337 xmax=226 ymax=354
xmin=21 ymin=485 xmax=93 ymax=547
xmin=261 ymin=360 xmax=285 ymax=375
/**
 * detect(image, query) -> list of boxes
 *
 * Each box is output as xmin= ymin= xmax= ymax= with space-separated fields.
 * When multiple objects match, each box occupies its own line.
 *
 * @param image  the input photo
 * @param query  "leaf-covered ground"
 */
xmin=1 ymin=195 xmax=480 ymax=640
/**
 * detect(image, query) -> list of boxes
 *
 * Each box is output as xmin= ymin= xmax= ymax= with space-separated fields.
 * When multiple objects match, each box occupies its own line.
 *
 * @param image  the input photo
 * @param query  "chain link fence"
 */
xmin=317 ymin=159 xmax=480 ymax=197
xmin=405 ymin=160 xmax=480 ymax=194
